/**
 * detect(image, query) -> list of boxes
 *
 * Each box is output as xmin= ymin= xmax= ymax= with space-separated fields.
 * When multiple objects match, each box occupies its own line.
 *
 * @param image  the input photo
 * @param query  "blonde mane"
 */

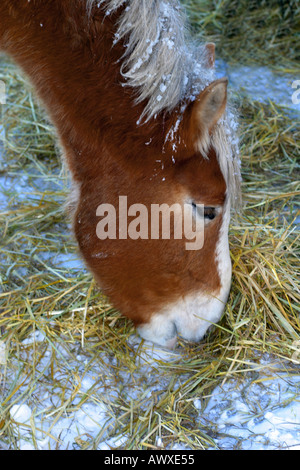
xmin=88 ymin=0 xmax=214 ymax=120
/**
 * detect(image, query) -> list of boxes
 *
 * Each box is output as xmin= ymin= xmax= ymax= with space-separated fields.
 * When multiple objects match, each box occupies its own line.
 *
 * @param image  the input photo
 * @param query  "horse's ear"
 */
xmin=165 ymin=78 xmax=228 ymax=159
xmin=190 ymin=77 xmax=228 ymax=138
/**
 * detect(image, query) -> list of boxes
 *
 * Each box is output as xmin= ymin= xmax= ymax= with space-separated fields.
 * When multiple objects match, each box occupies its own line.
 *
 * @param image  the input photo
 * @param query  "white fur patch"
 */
xmin=137 ymin=289 xmax=229 ymax=348
xmin=215 ymin=195 xmax=232 ymax=303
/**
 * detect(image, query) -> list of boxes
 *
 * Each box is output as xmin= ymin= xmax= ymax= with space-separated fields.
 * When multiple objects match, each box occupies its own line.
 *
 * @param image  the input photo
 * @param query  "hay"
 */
xmin=182 ymin=0 xmax=300 ymax=71
xmin=0 ymin=2 xmax=299 ymax=449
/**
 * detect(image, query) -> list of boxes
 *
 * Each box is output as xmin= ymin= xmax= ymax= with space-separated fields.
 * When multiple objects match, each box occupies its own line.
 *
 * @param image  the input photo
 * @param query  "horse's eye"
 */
xmin=203 ymin=207 xmax=216 ymax=220
xmin=191 ymin=203 xmax=218 ymax=221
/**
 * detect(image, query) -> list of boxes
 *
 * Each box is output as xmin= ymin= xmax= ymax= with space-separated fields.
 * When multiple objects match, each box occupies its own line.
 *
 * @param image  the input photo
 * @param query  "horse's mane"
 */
xmin=88 ymin=0 xmax=213 ymax=120
xmin=87 ymin=0 xmax=242 ymax=207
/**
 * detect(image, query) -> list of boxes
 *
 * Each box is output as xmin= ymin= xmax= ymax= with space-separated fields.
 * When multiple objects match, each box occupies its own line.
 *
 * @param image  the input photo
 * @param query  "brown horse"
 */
xmin=0 ymin=0 xmax=241 ymax=348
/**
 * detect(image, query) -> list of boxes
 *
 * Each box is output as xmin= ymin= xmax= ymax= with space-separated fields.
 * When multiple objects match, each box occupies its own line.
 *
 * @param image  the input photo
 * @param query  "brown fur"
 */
xmin=0 ymin=1 xmax=228 ymax=328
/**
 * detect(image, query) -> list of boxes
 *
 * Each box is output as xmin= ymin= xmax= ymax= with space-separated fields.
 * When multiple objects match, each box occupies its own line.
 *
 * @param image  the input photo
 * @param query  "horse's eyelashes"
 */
xmin=204 ymin=207 xmax=217 ymax=220
xmin=191 ymin=203 xmax=217 ymax=221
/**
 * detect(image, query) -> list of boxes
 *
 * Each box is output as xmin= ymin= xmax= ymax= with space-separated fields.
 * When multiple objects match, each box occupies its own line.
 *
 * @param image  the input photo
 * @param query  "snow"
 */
xmin=196 ymin=359 xmax=300 ymax=450
xmin=216 ymin=61 xmax=300 ymax=117
xmin=38 ymin=252 xmax=85 ymax=272
xmin=10 ymin=404 xmax=32 ymax=424
xmin=5 ymin=335 xmax=300 ymax=450
xmin=4 ymin=335 xmax=181 ymax=450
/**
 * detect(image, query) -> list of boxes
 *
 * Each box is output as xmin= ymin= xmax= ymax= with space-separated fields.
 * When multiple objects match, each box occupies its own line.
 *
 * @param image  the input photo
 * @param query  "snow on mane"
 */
xmin=89 ymin=0 xmax=214 ymax=121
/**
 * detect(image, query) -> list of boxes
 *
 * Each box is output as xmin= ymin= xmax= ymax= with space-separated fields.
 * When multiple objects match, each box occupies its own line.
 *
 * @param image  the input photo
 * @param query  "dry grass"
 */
xmin=182 ymin=0 xmax=300 ymax=71
xmin=0 ymin=2 xmax=299 ymax=449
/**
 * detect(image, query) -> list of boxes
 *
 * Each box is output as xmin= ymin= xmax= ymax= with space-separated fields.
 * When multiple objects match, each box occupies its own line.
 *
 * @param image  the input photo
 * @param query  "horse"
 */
xmin=0 ymin=0 xmax=241 ymax=348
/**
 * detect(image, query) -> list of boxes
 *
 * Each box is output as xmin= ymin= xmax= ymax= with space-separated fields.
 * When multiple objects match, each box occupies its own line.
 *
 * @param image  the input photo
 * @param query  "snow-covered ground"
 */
xmin=217 ymin=61 xmax=300 ymax=118
xmin=1 ymin=64 xmax=300 ymax=450
xmin=4 ymin=337 xmax=300 ymax=450
xmin=3 ymin=336 xmax=183 ymax=450
xmin=197 ymin=358 xmax=300 ymax=450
